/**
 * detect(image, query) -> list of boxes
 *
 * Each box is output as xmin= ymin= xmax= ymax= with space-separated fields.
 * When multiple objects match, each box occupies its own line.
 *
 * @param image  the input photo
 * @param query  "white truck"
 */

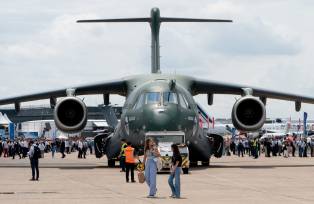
xmin=145 ymin=131 xmax=190 ymax=174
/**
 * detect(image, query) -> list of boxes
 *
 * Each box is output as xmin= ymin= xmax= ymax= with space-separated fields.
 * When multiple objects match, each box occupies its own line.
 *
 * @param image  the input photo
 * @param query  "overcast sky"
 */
xmin=1 ymin=0 xmax=314 ymax=119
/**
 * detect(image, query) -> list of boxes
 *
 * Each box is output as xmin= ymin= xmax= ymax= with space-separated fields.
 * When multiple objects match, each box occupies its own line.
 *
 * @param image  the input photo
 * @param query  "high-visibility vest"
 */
xmin=125 ymin=146 xmax=135 ymax=163
xmin=120 ymin=143 xmax=127 ymax=156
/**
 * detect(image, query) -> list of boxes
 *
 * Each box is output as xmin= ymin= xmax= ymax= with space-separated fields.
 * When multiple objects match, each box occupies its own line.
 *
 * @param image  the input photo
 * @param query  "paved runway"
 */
xmin=0 ymin=153 xmax=313 ymax=204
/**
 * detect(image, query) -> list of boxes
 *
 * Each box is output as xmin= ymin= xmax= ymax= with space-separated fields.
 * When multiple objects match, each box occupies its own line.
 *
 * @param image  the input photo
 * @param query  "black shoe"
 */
xmin=29 ymin=178 xmax=35 ymax=181
xmin=126 ymin=180 xmax=129 ymax=183
xmin=36 ymin=178 xmax=39 ymax=181
xmin=131 ymin=180 xmax=136 ymax=183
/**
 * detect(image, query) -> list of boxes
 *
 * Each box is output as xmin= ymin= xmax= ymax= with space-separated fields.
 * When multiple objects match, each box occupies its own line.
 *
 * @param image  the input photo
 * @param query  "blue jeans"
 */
xmin=145 ymin=158 xmax=157 ymax=196
xmin=168 ymin=167 xmax=181 ymax=198
xmin=299 ymin=147 xmax=303 ymax=157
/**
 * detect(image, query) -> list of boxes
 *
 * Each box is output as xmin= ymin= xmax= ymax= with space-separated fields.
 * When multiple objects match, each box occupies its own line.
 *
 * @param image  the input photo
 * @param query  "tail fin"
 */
xmin=77 ymin=7 xmax=232 ymax=74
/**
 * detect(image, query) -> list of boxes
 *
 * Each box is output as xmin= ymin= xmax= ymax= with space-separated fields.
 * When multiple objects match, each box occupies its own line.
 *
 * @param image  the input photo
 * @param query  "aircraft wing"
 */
xmin=192 ymin=78 xmax=314 ymax=105
xmin=0 ymin=79 xmax=127 ymax=105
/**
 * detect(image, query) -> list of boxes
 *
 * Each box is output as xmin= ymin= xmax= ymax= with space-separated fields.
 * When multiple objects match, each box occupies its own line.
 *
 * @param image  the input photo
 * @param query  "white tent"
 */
xmin=3 ymin=114 xmax=12 ymax=124
xmin=0 ymin=112 xmax=9 ymax=125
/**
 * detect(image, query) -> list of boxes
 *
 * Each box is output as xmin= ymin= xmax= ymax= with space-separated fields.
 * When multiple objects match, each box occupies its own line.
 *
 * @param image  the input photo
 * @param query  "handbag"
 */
xmin=138 ymin=171 xmax=145 ymax=184
xmin=156 ymin=157 xmax=163 ymax=171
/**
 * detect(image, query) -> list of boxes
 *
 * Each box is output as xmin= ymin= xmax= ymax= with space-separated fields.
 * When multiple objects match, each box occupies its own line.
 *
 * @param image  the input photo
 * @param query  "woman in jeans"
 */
xmin=143 ymin=138 xmax=160 ymax=198
xmin=168 ymin=144 xmax=182 ymax=199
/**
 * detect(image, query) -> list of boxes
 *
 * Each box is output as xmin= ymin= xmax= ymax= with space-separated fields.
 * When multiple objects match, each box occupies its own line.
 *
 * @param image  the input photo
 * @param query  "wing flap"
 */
xmin=192 ymin=78 xmax=314 ymax=104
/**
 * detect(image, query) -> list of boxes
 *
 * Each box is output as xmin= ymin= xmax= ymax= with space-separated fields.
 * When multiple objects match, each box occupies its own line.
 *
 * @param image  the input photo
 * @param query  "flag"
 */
xmin=9 ymin=123 xmax=15 ymax=140
xmin=303 ymin=112 xmax=308 ymax=136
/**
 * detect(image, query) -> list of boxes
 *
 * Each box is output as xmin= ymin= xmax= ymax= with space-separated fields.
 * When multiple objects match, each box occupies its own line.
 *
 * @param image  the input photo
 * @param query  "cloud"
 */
xmin=208 ymin=20 xmax=300 ymax=56
xmin=0 ymin=0 xmax=314 ymax=120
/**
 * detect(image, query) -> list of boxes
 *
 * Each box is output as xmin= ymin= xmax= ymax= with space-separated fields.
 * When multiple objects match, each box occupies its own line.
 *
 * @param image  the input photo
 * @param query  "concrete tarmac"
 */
xmin=0 ymin=153 xmax=314 ymax=204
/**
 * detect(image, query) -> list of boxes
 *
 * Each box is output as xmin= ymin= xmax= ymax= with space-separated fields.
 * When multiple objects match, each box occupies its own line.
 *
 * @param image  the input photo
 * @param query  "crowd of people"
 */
xmin=2 ymin=134 xmax=314 ymax=198
xmin=0 ymin=137 xmax=94 ymax=160
xmin=224 ymin=135 xmax=314 ymax=158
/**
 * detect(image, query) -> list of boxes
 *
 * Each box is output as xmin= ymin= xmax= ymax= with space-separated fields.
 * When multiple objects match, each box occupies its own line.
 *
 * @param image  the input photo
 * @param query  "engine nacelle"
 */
xmin=231 ymin=96 xmax=266 ymax=132
xmin=54 ymin=96 xmax=87 ymax=133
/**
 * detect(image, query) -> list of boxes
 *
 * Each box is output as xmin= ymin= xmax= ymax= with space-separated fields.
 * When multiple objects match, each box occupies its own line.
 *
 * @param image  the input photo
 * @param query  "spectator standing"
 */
xmin=28 ymin=141 xmax=40 ymax=181
xmin=168 ymin=144 xmax=182 ymax=199
xmin=3 ymin=140 xmax=9 ymax=157
xmin=60 ymin=140 xmax=66 ymax=158
xmin=39 ymin=142 xmax=45 ymax=158
xmin=124 ymin=142 xmax=136 ymax=183
xmin=143 ymin=138 xmax=160 ymax=198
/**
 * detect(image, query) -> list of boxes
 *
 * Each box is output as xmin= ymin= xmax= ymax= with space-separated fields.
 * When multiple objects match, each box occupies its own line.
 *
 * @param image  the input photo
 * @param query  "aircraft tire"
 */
xmin=201 ymin=161 xmax=210 ymax=167
xmin=108 ymin=159 xmax=116 ymax=167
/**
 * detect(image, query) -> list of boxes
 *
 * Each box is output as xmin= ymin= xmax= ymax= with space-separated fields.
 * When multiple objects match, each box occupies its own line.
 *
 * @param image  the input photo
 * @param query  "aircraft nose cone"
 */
xmin=143 ymin=106 xmax=178 ymax=131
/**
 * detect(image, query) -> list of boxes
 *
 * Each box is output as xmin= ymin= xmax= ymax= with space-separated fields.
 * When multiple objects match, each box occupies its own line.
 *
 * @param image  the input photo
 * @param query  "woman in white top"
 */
xmin=143 ymin=138 xmax=160 ymax=198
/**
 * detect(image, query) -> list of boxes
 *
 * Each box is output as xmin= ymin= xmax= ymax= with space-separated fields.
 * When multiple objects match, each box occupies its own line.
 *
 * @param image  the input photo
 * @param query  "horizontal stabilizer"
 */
xmin=77 ymin=17 xmax=232 ymax=23
xmin=77 ymin=18 xmax=150 ymax=23
xmin=160 ymin=17 xmax=232 ymax=23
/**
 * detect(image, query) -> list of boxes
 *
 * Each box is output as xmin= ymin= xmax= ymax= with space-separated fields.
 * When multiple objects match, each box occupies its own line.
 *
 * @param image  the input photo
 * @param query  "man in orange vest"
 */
xmin=125 ymin=142 xmax=136 ymax=183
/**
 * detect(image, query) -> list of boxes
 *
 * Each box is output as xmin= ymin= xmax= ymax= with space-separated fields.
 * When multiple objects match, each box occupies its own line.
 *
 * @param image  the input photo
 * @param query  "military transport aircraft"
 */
xmin=1 ymin=7 xmax=314 ymax=166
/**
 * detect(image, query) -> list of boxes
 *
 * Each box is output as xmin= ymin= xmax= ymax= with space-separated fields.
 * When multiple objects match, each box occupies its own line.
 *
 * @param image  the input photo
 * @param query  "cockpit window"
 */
xmin=133 ymin=94 xmax=145 ymax=109
xmin=145 ymin=92 xmax=161 ymax=104
xmin=163 ymin=92 xmax=178 ymax=104
xmin=179 ymin=93 xmax=189 ymax=109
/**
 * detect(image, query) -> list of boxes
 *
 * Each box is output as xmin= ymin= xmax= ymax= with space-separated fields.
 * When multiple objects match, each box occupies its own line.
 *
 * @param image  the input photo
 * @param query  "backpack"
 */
xmin=33 ymin=146 xmax=42 ymax=159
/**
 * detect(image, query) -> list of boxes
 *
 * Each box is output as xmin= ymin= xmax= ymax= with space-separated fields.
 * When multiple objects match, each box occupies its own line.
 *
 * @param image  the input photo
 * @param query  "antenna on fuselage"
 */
xmin=77 ymin=7 xmax=232 ymax=74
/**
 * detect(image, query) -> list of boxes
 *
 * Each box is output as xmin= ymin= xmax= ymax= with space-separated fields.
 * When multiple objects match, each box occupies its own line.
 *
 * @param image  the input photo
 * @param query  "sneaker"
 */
xmin=169 ymin=195 xmax=176 ymax=198
xmin=147 ymin=195 xmax=156 ymax=198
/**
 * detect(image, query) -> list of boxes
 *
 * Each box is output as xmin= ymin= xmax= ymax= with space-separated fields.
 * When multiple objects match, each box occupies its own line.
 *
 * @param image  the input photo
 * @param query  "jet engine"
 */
xmin=231 ymin=96 xmax=266 ymax=132
xmin=54 ymin=96 xmax=87 ymax=133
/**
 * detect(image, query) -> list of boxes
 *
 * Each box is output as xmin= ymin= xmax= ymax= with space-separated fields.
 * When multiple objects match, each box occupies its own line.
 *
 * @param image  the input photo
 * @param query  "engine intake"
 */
xmin=231 ymin=96 xmax=266 ymax=132
xmin=54 ymin=97 xmax=87 ymax=133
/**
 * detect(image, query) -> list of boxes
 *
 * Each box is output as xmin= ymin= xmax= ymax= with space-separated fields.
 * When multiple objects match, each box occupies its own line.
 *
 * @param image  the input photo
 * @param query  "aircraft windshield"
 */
xmin=163 ymin=92 xmax=178 ymax=104
xmin=133 ymin=91 xmax=180 ymax=109
xmin=145 ymin=92 xmax=161 ymax=104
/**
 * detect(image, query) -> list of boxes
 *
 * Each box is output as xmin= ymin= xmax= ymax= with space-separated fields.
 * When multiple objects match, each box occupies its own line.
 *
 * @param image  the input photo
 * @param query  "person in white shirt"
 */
xmin=38 ymin=142 xmax=45 ymax=158
xmin=78 ymin=140 xmax=83 ymax=159
xmin=65 ymin=140 xmax=70 ymax=154
xmin=23 ymin=140 xmax=29 ymax=158
xmin=82 ymin=141 xmax=88 ymax=159
xmin=3 ymin=140 xmax=9 ymax=157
